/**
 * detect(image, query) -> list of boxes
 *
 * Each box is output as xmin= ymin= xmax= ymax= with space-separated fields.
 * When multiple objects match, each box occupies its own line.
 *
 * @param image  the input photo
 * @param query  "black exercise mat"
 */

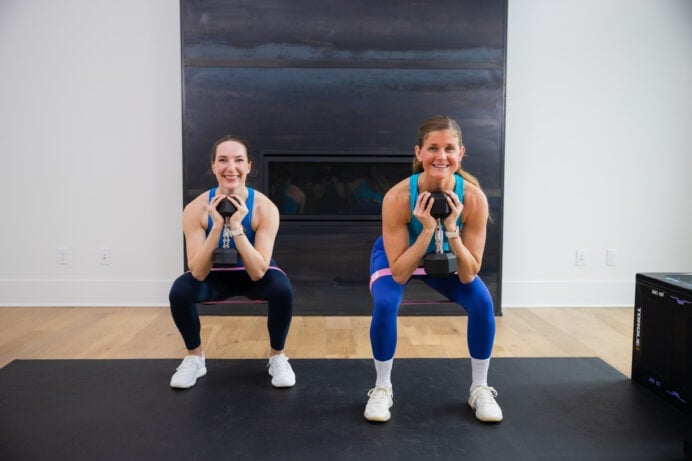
xmin=1 ymin=358 xmax=688 ymax=461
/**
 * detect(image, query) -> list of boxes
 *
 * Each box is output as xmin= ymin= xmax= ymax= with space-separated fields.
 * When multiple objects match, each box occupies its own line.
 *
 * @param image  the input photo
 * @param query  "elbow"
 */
xmin=458 ymin=265 xmax=480 ymax=284
xmin=248 ymin=265 xmax=269 ymax=282
xmin=190 ymin=270 xmax=207 ymax=282
xmin=188 ymin=263 xmax=209 ymax=282
xmin=459 ymin=273 xmax=476 ymax=284
xmin=392 ymin=274 xmax=409 ymax=285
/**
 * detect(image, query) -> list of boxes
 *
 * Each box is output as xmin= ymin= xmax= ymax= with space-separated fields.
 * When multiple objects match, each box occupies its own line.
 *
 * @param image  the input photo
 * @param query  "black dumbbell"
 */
xmin=423 ymin=192 xmax=455 ymax=277
xmin=216 ymin=197 xmax=237 ymax=217
xmin=213 ymin=197 xmax=238 ymax=266
xmin=213 ymin=247 xmax=238 ymax=266
xmin=428 ymin=192 xmax=451 ymax=219
xmin=424 ymin=252 xmax=456 ymax=277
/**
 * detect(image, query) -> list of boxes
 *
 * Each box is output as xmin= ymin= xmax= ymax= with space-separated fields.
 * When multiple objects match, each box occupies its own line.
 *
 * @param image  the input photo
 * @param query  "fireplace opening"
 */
xmin=264 ymin=154 xmax=413 ymax=221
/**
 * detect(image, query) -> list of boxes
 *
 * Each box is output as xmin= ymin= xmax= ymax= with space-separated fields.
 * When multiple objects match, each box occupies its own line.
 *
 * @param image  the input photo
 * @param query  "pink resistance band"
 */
xmin=369 ymin=267 xmax=461 ymax=293
xmin=186 ymin=266 xmax=287 ymax=276
xmin=369 ymin=267 xmax=428 ymax=292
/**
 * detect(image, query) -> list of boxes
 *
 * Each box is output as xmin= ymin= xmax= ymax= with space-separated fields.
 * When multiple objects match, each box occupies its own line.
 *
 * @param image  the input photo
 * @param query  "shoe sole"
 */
xmin=270 ymin=379 xmax=296 ymax=388
xmin=364 ymin=412 xmax=391 ymax=422
xmin=170 ymin=367 xmax=207 ymax=389
xmin=268 ymin=367 xmax=296 ymax=388
xmin=364 ymin=404 xmax=392 ymax=422
xmin=474 ymin=413 xmax=503 ymax=422
xmin=469 ymin=402 xmax=503 ymax=422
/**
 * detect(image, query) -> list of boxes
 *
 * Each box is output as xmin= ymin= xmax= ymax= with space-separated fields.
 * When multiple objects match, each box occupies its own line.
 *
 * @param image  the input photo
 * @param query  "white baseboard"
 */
xmin=501 ymin=279 xmax=635 ymax=308
xmin=0 ymin=279 xmax=173 ymax=307
xmin=1 ymin=278 xmax=637 ymax=309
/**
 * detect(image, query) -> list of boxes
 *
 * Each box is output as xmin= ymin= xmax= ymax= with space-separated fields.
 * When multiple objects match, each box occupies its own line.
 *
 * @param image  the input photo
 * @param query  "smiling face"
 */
xmin=414 ymin=128 xmax=465 ymax=182
xmin=211 ymin=140 xmax=252 ymax=194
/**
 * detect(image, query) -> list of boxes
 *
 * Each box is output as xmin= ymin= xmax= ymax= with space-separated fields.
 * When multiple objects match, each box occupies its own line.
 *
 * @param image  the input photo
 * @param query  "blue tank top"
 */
xmin=407 ymin=173 xmax=464 ymax=253
xmin=206 ymin=187 xmax=256 ymax=250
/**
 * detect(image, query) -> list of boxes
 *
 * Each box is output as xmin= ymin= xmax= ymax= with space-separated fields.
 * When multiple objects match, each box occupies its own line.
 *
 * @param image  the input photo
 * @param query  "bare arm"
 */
xmin=231 ymin=192 xmax=279 ymax=281
xmin=446 ymin=183 xmax=488 ymax=283
xmin=381 ymin=181 xmax=436 ymax=285
xmin=184 ymin=193 xmax=226 ymax=281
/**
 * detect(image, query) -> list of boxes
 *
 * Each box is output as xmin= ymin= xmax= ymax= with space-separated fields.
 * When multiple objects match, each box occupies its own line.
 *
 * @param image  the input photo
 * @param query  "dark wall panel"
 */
xmin=181 ymin=0 xmax=507 ymax=315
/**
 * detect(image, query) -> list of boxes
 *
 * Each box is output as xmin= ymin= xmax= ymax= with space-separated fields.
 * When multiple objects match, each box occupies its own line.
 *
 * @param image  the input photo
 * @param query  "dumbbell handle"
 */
xmin=435 ymin=219 xmax=444 ymax=254
xmin=221 ymin=217 xmax=232 ymax=248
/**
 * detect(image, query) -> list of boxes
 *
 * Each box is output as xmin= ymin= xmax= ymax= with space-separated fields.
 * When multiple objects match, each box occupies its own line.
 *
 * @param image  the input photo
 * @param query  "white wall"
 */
xmin=503 ymin=0 xmax=692 ymax=306
xmin=0 ymin=0 xmax=183 ymax=305
xmin=0 ymin=0 xmax=689 ymax=308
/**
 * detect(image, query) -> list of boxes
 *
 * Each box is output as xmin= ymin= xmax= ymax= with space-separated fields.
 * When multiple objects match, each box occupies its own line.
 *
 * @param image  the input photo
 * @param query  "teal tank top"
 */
xmin=407 ymin=173 xmax=464 ymax=253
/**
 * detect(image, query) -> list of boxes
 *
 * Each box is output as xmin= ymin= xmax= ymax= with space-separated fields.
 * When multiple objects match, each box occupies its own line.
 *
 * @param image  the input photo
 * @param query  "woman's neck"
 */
xmin=216 ymin=185 xmax=248 ymax=199
xmin=417 ymin=173 xmax=455 ymax=192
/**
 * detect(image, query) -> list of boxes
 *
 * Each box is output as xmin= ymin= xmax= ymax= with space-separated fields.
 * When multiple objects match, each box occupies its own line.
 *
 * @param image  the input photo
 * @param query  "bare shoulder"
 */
xmin=383 ymin=177 xmax=410 ymax=208
xmin=183 ymin=190 xmax=211 ymax=223
xmin=462 ymin=182 xmax=488 ymax=218
xmin=382 ymin=177 xmax=411 ymax=224
xmin=251 ymin=189 xmax=279 ymax=229
xmin=252 ymin=189 xmax=279 ymax=216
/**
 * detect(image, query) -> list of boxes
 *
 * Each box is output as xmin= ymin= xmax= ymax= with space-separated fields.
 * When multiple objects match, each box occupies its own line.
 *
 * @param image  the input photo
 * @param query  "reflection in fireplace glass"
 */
xmin=266 ymin=157 xmax=413 ymax=219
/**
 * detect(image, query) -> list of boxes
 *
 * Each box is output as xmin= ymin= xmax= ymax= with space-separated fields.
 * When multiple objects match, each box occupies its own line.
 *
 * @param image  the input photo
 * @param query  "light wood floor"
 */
xmin=0 ymin=307 xmax=634 ymax=377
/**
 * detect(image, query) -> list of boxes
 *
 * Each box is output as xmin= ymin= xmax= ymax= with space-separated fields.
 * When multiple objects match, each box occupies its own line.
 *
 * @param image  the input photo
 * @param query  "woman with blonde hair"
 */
xmin=364 ymin=115 xmax=502 ymax=423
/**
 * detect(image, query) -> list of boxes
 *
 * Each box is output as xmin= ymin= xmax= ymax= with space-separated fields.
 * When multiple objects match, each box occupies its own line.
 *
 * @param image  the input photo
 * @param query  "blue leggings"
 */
xmin=169 ymin=268 xmax=293 ymax=351
xmin=369 ymin=236 xmax=495 ymax=361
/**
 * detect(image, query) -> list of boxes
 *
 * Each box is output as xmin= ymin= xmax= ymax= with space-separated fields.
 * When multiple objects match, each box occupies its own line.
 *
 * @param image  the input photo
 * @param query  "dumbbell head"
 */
xmin=216 ymin=197 xmax=237 ymax=218
xmin=423 ymin=252 xmax=456 ymax=277
xmin=213 ymin=247 xmax=238 ymax=266
xmin=428 ymin=192 xmax=451 ymax=219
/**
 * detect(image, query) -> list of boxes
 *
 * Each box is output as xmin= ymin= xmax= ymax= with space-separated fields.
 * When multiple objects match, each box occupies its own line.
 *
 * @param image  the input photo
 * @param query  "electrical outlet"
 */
xmin=98 ymin=248 xmax=111 ymax=265
xmin=606 ymin=249 xmax=617 ymax=266
xmin=575 ymin=249 xmax=587 ymax=266
xmin=56 ymin=247 xmax=70 ymax=265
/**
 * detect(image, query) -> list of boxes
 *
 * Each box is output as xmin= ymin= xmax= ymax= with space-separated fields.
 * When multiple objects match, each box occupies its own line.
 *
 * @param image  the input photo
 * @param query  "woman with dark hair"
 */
xmin=168 ymin=135 xmax=296 ymax=390
xmin=364 ymin=116 xmax=502 ymax=423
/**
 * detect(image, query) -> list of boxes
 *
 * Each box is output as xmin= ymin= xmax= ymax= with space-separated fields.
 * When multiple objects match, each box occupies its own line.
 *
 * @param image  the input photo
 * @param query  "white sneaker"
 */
xmin=468 ymin=385 xmax=503 ymax=422
xmin=364 ymin=386 xmax=393 ymax=422
xmin=267 ymin=353 xmax=296 ymax=388
xmin=170 ymin=355 xmax=206 ymax=389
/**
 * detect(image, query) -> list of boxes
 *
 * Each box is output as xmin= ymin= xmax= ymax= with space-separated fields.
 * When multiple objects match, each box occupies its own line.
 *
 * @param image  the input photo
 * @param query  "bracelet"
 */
xmin=229 ymin=227 xmax=245 ymax=237
xmin=445 ymin=228 xmax=460 ymax=239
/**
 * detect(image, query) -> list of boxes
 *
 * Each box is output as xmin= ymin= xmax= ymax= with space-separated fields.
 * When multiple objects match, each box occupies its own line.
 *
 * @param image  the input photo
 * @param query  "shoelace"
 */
xmin=367 ymin=387 xmax=392 ymax=404
xmin=177 ymin=356 xmax=200 ymax=371
xmin=269 ymin=356 xmax=291 ymax=372
xmin=471 ymin=386 xmax=498 ymax=406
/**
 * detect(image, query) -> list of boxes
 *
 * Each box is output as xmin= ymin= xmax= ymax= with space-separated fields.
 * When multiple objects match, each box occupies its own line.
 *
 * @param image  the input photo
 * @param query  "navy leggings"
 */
xmin=169 ymin=268 xmax=293 ymax=351
xmin=369 ymin=236 xmax=495 ymax=361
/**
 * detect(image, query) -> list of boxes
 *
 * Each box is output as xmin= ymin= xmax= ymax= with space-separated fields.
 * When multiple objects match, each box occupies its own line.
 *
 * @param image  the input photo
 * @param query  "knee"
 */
xmin=466 ymin=297 xmax=494 ymax=322
xmin=169 ymin=275 xmax=197 ymax=307
xmin=169 ymin=281 xmax=184 ymax=304
xmin=372 ymin=298 xmax=398 ymax=328
xmin=466 ymin=300 xmax=495 ymax=338
xmin=264 ymin=271 xmax=294 ymax=305
xmin=461 ymin=279 xmax=494 ymax=317
xmin=272 ymin=284 xmax=293 ymax=306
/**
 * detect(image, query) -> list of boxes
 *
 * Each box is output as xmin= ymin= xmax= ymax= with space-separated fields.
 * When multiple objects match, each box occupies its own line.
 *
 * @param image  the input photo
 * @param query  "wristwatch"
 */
xmin=445 ymin=227 xmax=460 ymax=239
xmin=229 ymin=227 xmax=245 ymax=237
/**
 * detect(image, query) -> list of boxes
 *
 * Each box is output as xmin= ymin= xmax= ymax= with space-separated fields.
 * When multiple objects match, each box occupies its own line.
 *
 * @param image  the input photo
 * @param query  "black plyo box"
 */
xmin=632 ymin=272 xmax=692 ymax=412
